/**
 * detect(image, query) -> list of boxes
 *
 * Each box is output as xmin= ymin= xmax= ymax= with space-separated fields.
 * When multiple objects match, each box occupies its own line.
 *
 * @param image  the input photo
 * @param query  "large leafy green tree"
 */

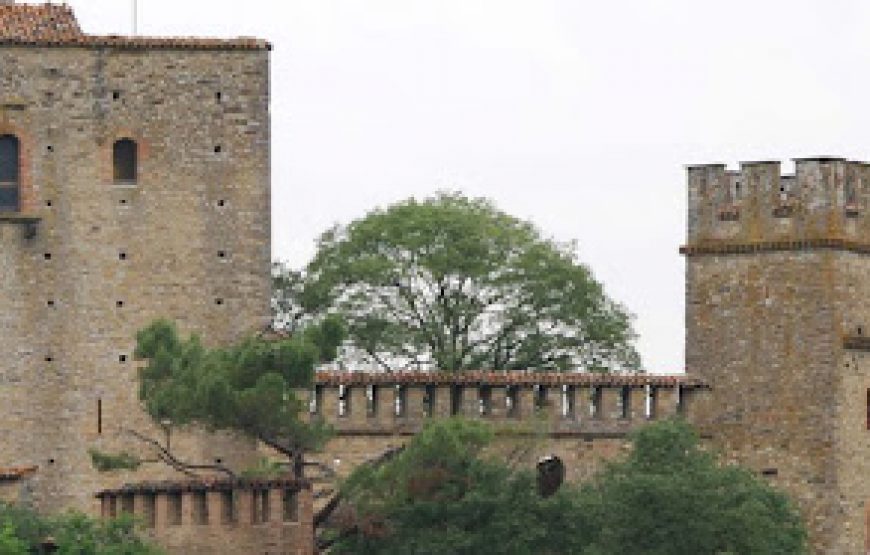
xmin=579 ymin=419 xmax=807 ymax=555
xmin=299 ymin=193 xmax=639 ymax=372
xmin=134 ymin=316 xmax=344 ymax=476
xmin=331 ymin=419 xmax=807 ymax=555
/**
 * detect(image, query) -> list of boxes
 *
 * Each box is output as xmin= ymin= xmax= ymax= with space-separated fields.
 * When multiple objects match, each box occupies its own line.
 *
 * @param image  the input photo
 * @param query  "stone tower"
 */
xmin=683 ymin=158 xmax=870 ymax=553
xmin=0 ymin=4 xmax=271 ymax=512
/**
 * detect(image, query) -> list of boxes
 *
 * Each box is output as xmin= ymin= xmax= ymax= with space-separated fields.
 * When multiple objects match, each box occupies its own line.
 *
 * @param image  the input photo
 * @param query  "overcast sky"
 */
xmin=65 ymin=0 xmax=870 ymax=373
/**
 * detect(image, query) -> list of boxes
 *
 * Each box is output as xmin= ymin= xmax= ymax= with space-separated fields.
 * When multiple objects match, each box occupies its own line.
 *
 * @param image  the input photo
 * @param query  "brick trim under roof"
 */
xmin=0 ymin=3 xmax=270 ymax=51
xmin=96 ymin=477 xmax=310 ymax=498
xmin=0 ymin=465 xmax=38 ymax=481
xmin=314 ymin=371 xmax=707 ymax=388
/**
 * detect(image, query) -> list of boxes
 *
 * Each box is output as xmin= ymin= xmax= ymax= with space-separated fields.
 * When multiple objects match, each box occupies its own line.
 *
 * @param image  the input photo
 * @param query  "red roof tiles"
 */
xmin=0 ymin=3 xmax=270 ymax=51
xmin=0 ymin=465 xmax=38 ymax=481
xmin=314 ymin=370 xmax=707 ymax=388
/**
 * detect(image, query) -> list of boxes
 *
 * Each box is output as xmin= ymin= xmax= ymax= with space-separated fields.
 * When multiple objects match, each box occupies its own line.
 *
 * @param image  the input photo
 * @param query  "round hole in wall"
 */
xmin=215 ymin=458 xmax=223 ymax=464
xmin=215 ymin=298 xmax=224 ymax=306
xmin=48 ymin=458 xmax=55 ymax=465
xmin=218 ymin=250 xmax=226 ymax=258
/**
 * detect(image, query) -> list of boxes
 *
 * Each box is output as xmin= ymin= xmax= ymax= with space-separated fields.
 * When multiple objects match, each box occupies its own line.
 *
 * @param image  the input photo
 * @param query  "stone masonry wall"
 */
xmin=97 ymin=479 xmax=313 ymax=555
xmin=684 ymin=158 xmax=870 ymax=553
xmin=0 ymin=44 xmax=271 ymax=514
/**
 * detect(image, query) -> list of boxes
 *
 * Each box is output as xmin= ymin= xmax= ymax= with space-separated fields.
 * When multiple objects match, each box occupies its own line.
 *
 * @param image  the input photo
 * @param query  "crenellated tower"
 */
xmin=683 ymin=157 xmax=870 ymax=554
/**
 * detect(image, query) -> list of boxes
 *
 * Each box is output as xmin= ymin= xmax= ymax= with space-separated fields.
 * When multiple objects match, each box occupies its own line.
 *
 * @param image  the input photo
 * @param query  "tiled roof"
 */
xmin=0 ymin=465 xmax=38 ymax=481
xmin=0 ymin=3 xmax=81 ymax=41
xmin=314 ymin=371 xmax=707 ymax=388
xmin=0 ymin=3 xmax=270 ymax=51
xmin=96 ymin=477 xmax=309 ymax=497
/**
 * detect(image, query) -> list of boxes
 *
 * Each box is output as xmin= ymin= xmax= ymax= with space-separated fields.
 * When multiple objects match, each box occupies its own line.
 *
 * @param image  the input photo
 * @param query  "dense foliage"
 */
xmin=0 ymin=502 xmax=159 ymax=555
xmin=293 ymin=193 xmax=639 ymax=372
xmin=332 ymin=419 xmax=807 ymax=555
xmin=134 ymin=317 xmax=344 ymax=468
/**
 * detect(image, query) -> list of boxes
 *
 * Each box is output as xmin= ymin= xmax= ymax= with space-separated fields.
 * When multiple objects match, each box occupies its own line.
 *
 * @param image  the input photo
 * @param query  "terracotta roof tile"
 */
xmin=314 ymin=370 xmax=707 ymax=388
xmin=0 ymin=465 xmax=38 ymax=481
xmin=0 ymin=3 xmax=269 ymax=51
xmin=0 ymin=3 xmax=81 ymax=41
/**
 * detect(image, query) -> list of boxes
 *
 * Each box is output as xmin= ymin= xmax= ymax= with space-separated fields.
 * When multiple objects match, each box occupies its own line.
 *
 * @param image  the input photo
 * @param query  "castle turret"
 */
xmin=683 ymin=157 xmax=870 ymax=554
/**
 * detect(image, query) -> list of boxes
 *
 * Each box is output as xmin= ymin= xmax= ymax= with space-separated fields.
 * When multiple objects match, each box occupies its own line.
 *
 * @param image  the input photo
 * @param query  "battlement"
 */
xmin=306 ymin=371 xmax=710 ymax=437
xmin=685 ymin=157 xmax=870 ymax=248
xmin=96 ymin=478 xmax=312 ymax=555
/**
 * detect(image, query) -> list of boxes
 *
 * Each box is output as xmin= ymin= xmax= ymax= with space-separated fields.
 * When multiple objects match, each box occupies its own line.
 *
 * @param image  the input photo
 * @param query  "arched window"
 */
xmin=113 ymin=138 xmax=137 ymax=183
xmin=0 ymin=134 xmax=20 ymax=211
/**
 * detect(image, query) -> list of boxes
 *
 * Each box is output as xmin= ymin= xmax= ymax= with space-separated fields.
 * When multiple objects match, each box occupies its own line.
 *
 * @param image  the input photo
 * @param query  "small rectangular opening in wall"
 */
xmin=534 ymin=385 xmax=547 ymax=411
xmin=282 ymin=489 xmax=298 ymax=522
xmin=310 ymin=385 xmax=323 ymax=416
xmin=648 ymin=387 xmax=657 ymax=419
xmin=108 ymin=496 xmax=117 ymax=518
xmin=251 ymin=490 xmax=269 ymax=524
xmin=562 ymin=385 xmax=575 ymax=419
xmin=866 ymin=389 xmax=870 ymax=430
xmin=193 ymin=491 xmax=208 ymax=525
xmin=366 ymin=385 xmax=378 ymax=418
xmin=676 ymin=387 xmax=686 ymax=416
xmin=167 ymin=492 xmax=182 ymax=526
xmin=620 ymin=387 xmax=630 ymax=419
xmin=338 ymin=385 xmax=350 ymax=417
xmin=761 ymin=468 xmax=778 ymax=477
xmin=506 ymin=386 xmax=519 ymax=418
xmin=121 ymin=494 xmax=134 ymax=515
xmin=450 ymin=386 xmax=463 ymax=416
xmin=424 ymin=385 xmax=436 ymax=417
xmin=143 ymin=494 xmax=156 ymax=528
xmin=395 ymin=385 xmax=407 ymax=417
xmin=261 ymin=490 xmax=270 ymax=523
xmin=591 ymin=387 xmax=602 ymax=419
xmin=221 ymin=491 xmax=235 ymax=524
xmin=479 ymin=386 xmax=492 ymax=416
xmin=97 ymin=398 xmax=102 ymax=435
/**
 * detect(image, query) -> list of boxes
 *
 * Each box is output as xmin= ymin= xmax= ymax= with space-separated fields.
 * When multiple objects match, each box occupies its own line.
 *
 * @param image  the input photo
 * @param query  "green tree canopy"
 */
xmin=298 ymin=193 xmax=639 ymax=372
xmin=134 ymin=316 xmax=345 ymax=472
xmin=331 ymin=419 xmax=807 ymax=555
xmin=0 ymin=502 xmax=160 ymax=555
xmin=331 ymin=419 xmax=591 ymax=555
xmin=579 ymin=419 xmax=807 ymax=555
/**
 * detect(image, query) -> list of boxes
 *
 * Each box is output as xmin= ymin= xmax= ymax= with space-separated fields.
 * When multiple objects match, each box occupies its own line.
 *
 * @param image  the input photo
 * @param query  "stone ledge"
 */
xmin=681 ymin=237 xmax=870 ymax=256
xmin=0 ymin=212 xmax=41 ymax=224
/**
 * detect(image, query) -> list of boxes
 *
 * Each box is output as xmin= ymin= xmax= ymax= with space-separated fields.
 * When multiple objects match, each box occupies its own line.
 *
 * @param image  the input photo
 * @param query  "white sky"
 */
xmin=64 ymin=0 xmax=870 ymax=373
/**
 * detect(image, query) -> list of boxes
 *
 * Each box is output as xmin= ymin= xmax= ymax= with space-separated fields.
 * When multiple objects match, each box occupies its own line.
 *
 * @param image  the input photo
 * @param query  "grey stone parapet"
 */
xmin=305 ymin=371 xmax=710 ymax=437
xmin=685 ymin=158 xmax=870 ymax=246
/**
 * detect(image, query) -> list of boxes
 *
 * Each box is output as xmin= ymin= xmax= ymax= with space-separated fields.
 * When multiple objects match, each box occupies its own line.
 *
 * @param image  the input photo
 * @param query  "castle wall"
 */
xmin=97 ymin=479 xmax=313 ymax=555
xmin=301 ymin=378 xmax=702 ymax=496
xmin=0 ymin=44 xmax=270 ymax=513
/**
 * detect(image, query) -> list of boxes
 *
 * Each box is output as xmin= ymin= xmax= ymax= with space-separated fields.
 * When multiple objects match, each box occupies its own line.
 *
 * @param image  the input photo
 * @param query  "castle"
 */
xmin=1 ymin=3 xmax=869 ymax=555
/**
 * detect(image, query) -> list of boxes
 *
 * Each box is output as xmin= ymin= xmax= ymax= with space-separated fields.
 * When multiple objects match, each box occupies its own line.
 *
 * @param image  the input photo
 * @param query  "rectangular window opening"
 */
xmin=366 ymin=385 xmax=378 ymax=418
xmin=168 ymin=492 xmax=182 ymax=526
xmin=620 ymin=387 xmax=630 ymax=419
xmin=143 ymin=494 xmax=156 ymax=528
xmin=479 ymin=386 xmax=492 ymax=416
xmin=338 ymin=385 xmax=350 ymax=418
xmin=193 ymin=491 xmax=208 ymax=525
xmin=534 ymin=385 xmax=547 ymax=411
xmin=507 ymin=386 xmax=519 ymax=418
xmin=450 ymin=386 xmax=463 ymax=416
xmin=395 ymin=385 xmax=407 ymax=417
xmin=424 ymin=385 xmax=436 ymax=417
xmin=562 ymin=385 xmax=575 ymax=419
xmin=221 ymin=490 xmax=236 ymax=524
xmin=591 ymin=387 xmax=602 ymax=419
xmin=282 ymin=489 xmax=298 ymax=522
